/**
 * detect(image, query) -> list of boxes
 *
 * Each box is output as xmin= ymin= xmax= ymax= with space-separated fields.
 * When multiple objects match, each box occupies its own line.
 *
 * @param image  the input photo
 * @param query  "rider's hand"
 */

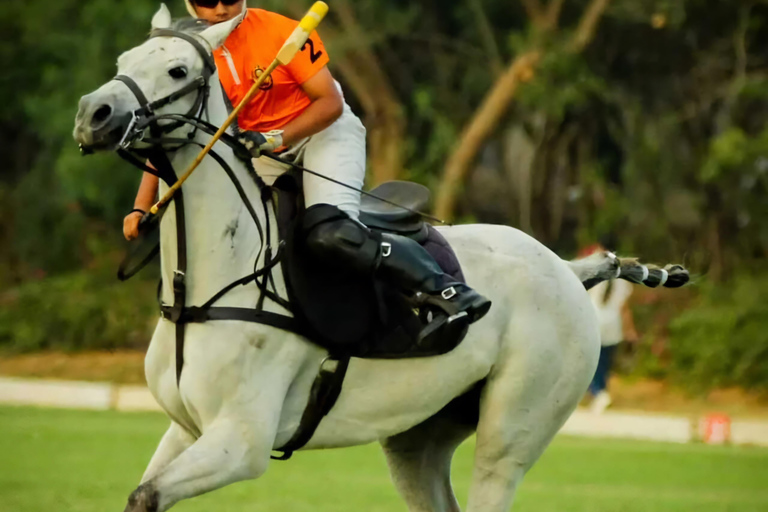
xmin=237 ymin=129 xmax=284 ymax=158
xmin=123 ymin=210 xmax=145 ymax=241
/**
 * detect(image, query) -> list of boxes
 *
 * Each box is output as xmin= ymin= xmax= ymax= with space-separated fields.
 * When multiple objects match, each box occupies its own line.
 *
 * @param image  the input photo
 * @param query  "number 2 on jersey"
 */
xmin=302 ymin=39 xmax=324 ymax=64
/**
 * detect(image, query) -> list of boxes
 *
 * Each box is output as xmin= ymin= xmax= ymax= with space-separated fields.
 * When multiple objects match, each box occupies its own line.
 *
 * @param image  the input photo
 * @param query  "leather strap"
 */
xmin=145 ymin=76 xmax=207 ymax=113
xmin=160 ymin=305 xmax=305 ymax=336
xmin=272 ymin=356 xmax=350 ymax=460
xmin=114 ymin=75 xmax=149 ymax=107
xmin=175 ymin=323 xmax=186 ymax=385
xmin=117 ymin=148 xmax=162 ymax=178
xmin=150 ymin=29 xmax=216 ymax=73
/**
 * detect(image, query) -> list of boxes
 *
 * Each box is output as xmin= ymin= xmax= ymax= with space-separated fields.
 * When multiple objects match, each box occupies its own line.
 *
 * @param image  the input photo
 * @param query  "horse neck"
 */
xmin=158 ymin=72 xmax=280 ymax=310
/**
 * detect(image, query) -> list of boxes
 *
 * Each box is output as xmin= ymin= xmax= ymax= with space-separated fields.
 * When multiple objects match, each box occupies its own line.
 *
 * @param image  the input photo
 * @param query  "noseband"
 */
xmin=114 ymin=29 xmax=217 ymax=147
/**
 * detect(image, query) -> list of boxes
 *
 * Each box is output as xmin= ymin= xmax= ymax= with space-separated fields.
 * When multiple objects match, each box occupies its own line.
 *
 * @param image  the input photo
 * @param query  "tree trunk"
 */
xmin=331 ymin=0 xmax=406 ymax=184
xmin=548 ymin=124 xmax=579 ymax=242
xmin=433 ymin=51 xmax=540 ymax=220
xmin=332 ymin=54 xmax=406 ymax=185
xmin=433 ymin=0 xmax=611 ymax=221
xmin=571 ymin=0 xmax=612 ymax=52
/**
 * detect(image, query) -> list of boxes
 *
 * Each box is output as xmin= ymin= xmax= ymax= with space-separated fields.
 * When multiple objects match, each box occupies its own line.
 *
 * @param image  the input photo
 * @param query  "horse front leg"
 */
xmin=139 ymin=422 xmax=196 ymax=484
xmin=123 ymin=416 xmax=277 ymax=512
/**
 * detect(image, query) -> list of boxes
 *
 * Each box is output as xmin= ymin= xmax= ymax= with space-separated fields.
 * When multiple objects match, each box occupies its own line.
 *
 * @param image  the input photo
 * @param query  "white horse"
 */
xmin=72 ymin=7 xmax=682 ymax=512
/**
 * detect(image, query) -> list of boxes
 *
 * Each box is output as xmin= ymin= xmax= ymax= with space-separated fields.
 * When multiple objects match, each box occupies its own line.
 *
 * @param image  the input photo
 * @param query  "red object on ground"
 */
xmin=700 ymin=413 xmax=731 ymax=444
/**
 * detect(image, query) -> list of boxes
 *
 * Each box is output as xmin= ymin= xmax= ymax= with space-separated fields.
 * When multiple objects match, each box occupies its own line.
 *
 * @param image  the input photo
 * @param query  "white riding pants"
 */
xmin=251 ymin=102 xmax=367 ymax=219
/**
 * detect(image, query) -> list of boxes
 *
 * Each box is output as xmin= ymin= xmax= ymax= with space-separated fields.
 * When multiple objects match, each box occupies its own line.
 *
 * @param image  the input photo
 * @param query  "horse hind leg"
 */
xmin=466 ymin=303 xmax=598 ymax=511
xmin=381 ymin=391 xmax=480 ymax=512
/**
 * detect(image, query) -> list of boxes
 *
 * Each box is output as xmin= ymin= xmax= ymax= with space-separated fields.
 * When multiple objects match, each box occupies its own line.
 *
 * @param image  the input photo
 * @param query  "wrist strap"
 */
xmin=130 ymin=208 xmax=147 ymax=216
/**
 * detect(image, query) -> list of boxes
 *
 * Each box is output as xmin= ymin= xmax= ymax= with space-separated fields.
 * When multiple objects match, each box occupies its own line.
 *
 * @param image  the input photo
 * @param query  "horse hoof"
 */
xmin=124 ymin=483 xmax=159 ymax=512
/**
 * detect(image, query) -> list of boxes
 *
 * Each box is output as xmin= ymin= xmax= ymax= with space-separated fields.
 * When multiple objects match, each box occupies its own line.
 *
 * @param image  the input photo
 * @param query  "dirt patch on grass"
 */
xmin=0 ymin=351 xmax=146 ymax=385
xmin=606 ymin=377 xmax=768 ymax=419
xmin=2 ymin=350 xmax=768 ymax=419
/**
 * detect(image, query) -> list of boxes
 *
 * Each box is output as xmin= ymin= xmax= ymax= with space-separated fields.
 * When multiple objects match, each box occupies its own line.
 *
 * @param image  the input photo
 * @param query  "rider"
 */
xmin=123 ymin=0 xmax=491 ymax=342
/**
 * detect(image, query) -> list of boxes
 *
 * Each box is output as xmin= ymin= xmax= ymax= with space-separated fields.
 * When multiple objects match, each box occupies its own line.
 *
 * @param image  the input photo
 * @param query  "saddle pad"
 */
xmin=421 ymin=226 xmax=465 ymax=284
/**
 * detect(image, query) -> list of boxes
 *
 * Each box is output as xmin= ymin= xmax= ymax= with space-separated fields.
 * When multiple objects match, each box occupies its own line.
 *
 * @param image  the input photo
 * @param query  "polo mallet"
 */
xmin=149 ymin=1 xmax=329 ymax=215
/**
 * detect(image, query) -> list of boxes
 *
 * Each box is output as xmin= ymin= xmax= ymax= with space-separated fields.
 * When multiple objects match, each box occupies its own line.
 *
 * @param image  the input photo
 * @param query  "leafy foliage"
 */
xmin=667 ymin=274 xmax=768 ymax=392
xmin=0 ymin=262 xmax=158 ymax=353
xmin=0 ymin=0 xmax=766 ymax=391
xmin=0 ymin=0 xmax=156 ymax=280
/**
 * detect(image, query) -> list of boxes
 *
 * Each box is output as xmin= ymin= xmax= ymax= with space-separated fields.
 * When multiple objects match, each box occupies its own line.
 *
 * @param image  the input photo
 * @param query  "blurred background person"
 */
xmin=582 ymin=244 xmax=639 ymax=414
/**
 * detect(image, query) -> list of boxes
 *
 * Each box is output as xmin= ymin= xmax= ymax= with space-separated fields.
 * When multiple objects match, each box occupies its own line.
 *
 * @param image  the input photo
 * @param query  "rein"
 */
xmin=115 ymin=28 xmax=305 ymax=381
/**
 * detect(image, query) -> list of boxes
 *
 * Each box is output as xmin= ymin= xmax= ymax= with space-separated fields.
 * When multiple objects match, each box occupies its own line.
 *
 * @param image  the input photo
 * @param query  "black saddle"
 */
xmin=359 ymin=181 xmax=430 ymax=238
xmin=274 ymin=174 xmax=466 ymax=359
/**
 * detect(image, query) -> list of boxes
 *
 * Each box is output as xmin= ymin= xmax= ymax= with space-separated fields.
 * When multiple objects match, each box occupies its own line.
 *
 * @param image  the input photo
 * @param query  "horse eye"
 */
xmin=168 ymin=66 xmax=188 ymax=79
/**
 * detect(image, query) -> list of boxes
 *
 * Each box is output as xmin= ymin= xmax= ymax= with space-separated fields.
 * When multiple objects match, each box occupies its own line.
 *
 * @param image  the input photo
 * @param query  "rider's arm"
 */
xmin=134 ymin=171 xmax=159 ymax=212
xmin=123 ymin=171 xmax=159 ymax=241
xmin=280 ymin=66 xmax=343 ymax=147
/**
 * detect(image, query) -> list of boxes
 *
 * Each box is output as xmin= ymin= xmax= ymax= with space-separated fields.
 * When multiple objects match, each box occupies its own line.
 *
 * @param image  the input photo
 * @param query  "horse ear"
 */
xmin=198 ymin=8 xmax=245 ymax=50
xmin=151 ymin=3 xmax=173 ymax=30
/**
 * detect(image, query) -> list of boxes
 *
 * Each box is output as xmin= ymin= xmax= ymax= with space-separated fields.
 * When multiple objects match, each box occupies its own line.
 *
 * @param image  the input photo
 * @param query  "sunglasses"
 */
xmin=193 ymin=0 xmax=241 ymax=8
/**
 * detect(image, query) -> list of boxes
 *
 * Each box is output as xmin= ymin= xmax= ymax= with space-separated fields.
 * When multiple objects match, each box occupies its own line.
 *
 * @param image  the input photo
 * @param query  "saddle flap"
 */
xmin=359 ymin=181 xmax=430 ymax=235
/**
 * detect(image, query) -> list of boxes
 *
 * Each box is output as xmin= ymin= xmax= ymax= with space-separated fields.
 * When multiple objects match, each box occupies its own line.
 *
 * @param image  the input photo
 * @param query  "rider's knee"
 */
xmin=303 ymin=204 xmax=380 ymax=273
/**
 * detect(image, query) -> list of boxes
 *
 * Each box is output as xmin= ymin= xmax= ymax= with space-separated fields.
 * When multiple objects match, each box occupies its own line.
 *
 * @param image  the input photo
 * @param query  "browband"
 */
xmin=150 ymin=29 xmax=217 ymax=73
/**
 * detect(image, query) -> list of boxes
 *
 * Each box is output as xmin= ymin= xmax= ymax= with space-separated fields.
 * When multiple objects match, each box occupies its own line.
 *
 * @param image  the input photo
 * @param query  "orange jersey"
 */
xmin=214 ymin=9 xmax=330 ymax=132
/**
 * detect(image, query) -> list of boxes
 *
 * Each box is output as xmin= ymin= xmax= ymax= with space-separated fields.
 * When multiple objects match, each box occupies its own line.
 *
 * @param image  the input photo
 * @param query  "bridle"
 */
xmin=113 ymin=29 xmax=216 ymax=148
xmin=112 ymin=27 xmax=303 ymax=391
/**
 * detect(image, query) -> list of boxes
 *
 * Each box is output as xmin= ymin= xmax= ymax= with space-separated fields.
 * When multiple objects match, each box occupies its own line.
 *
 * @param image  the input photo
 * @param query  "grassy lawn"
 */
xmin=1 ymin=406 xmax=767 ymax=512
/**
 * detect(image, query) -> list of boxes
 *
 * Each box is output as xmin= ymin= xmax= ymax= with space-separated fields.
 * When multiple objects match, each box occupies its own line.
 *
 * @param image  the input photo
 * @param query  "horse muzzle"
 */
xmin=73 ymin=90 xmax=133 ymax=151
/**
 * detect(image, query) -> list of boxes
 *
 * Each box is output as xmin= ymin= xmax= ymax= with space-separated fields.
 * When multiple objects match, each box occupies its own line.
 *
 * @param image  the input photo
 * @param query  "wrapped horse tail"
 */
xmin=567 ymin=250 xmax=690 ymax=291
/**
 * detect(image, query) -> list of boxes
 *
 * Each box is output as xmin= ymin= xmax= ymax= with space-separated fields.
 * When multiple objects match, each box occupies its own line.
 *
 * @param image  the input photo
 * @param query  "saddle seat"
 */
xmin=359 ymin=181 xmax=429 ymax=239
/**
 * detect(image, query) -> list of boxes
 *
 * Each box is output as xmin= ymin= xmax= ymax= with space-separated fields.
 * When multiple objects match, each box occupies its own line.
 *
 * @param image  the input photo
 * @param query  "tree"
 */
xmin=433 ymin=0 xmax=612 ymax=221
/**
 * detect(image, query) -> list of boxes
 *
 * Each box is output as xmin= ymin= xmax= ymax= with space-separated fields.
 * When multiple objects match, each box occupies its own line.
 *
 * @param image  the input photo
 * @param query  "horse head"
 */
xmin=73 ymin=4 xmax=241 ymax=151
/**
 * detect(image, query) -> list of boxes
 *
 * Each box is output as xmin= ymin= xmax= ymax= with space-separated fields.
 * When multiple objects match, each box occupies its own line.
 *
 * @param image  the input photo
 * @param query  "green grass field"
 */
xmin=1 ymin=406 xmax=767 ymax=512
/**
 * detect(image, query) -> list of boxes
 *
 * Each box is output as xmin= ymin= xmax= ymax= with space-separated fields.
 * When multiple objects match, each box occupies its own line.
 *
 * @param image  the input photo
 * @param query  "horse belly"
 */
xmin=305 ymin=330 xmax=497 ymax=448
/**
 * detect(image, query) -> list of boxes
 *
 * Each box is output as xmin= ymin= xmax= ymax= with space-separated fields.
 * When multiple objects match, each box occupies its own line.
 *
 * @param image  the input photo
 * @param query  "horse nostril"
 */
xmin=91 ymin=104 xmax=113 ymax=126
